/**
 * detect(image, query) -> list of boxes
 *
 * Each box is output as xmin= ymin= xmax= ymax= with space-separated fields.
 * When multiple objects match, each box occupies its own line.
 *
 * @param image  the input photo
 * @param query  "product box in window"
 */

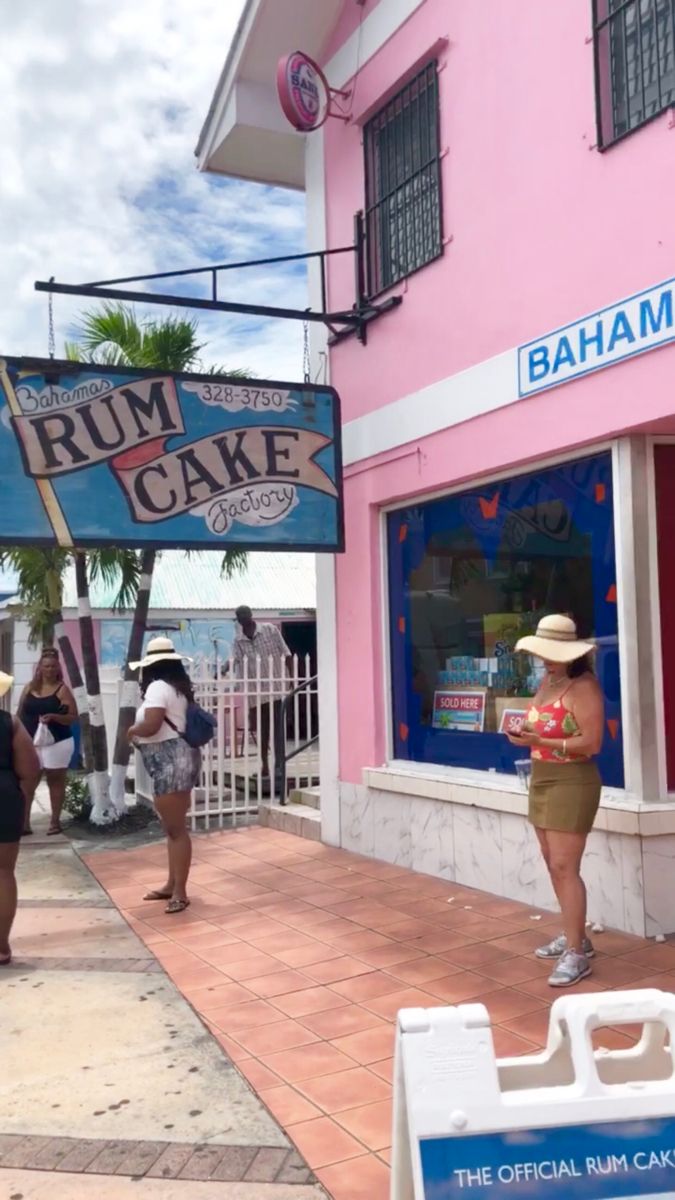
xmin=483 ymin=613 xmax=537 ymax=661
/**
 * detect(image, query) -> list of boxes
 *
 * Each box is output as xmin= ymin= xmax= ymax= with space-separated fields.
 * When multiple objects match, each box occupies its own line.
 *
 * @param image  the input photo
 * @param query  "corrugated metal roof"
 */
xmin=61 ymin=551 xmax=316 ymax=613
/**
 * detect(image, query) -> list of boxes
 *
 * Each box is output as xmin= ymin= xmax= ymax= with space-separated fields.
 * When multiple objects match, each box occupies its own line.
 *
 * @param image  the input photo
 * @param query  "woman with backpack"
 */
xmin=128 ymin=637 xmax=203 ymax=914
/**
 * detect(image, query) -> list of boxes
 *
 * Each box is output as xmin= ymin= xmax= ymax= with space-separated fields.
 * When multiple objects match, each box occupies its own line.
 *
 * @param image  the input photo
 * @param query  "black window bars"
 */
xmin=594 ymin=0 xmax=675 ymax=147
xmin=363 ymin=60 xmax=443 ymax=297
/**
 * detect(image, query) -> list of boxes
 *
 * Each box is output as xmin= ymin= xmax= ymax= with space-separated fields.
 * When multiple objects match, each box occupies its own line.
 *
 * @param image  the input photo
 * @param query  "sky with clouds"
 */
xmin=0 ymin=0 xmax=307 ymax=382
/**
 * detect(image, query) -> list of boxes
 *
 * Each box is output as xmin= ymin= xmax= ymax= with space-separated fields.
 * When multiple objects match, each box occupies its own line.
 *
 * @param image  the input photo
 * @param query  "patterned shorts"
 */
xmin=139 ymin=737 xmax=201 ymax=798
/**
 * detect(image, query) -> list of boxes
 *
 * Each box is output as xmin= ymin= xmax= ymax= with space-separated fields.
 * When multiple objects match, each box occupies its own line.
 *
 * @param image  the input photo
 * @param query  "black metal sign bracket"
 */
xmin=35 ymin=221 xmax=401 ymax=348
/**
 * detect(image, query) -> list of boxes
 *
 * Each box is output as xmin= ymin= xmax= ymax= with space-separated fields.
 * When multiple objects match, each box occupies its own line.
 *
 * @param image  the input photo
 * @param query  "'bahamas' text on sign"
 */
xmin=518 ymin=277 xmax=675 ymax=397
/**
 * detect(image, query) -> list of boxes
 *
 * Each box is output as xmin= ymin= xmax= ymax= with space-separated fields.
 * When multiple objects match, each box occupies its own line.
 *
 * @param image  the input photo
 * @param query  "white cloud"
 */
xmin=0 ymin=0 xmax=307 ymax=380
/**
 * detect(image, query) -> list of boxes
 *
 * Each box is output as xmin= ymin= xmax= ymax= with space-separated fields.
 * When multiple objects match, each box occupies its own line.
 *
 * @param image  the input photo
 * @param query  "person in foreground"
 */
xmin=18 ymin=647 xmax=76 ymax=835
xmin=0 ymin=671 xmax=41 ymax=965
xmin=127 ymin=638 xmax=200 ymax=915
xmin=506 ymin=614 xmax=604 ymax=988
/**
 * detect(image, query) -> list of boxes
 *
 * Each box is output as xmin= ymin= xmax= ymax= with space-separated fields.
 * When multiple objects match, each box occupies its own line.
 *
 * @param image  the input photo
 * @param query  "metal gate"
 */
xmin=135 ymin=654 xmax=319 ymax=830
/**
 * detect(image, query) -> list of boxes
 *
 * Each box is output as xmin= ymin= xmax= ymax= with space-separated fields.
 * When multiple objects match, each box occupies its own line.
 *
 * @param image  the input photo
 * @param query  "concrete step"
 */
xmin=289 ymin=787 xmax=320 ymax=810
xmin=258 ymin=802 xmax=321 ymax=841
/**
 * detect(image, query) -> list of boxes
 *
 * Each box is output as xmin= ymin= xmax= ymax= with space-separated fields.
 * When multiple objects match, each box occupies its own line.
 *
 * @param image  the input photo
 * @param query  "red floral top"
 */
xmin=527 ymin=688 xmax=582 ymax=762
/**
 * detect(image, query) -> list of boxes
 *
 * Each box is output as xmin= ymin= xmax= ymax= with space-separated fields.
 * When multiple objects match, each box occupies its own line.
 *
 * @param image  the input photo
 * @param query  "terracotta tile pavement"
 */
xmin=85 ymin=825 xmax=666 ymax=1200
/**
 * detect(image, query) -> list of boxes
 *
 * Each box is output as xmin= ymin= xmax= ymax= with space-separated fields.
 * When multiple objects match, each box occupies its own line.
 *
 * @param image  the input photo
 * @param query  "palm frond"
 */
xmin=200 ymin=363 xmax=252 ymax=378
xmin=87 ymin=549 xmax=142 ymax=612
xmin=0 ymin=547 xmax=71 ymax=646
xmin=142 ymin=315 xmax=203 ymax=371
xmin=221 ymin=549 xmax=249 ymax=580
xmin=71 ymin=303 xmax=144 ymax=365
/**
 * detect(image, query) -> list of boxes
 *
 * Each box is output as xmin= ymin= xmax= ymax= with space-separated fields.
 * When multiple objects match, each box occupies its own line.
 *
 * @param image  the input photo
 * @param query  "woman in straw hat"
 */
xmin=0 ymin=672 xmax=41 ymax=965
xmin=128 ymin=638 xmax=201 ymax=914
xmin=506 ymin=614 xmax=605 ymax=987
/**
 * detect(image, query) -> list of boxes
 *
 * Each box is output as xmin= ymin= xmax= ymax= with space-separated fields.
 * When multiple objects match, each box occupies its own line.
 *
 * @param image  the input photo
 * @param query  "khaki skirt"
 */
xmin=529 ymin=759 xmax=601 ymax=834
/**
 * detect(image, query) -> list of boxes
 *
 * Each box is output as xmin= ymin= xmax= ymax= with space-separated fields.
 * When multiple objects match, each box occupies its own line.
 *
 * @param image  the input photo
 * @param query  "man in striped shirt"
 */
xmin=233 ymin=607 xmax=292 ymax=777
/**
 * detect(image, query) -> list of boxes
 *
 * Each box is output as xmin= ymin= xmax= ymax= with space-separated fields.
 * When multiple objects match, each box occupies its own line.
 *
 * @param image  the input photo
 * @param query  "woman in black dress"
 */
xmin=18 ymin=649 xmax=76 ymax=835
xmin=0 ymin=671 xmax=40 ymax=965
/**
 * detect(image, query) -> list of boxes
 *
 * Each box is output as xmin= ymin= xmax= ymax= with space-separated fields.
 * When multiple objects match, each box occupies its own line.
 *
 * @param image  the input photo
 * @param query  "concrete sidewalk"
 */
xmin=0 ymin=795 xmax=325 ymax=1199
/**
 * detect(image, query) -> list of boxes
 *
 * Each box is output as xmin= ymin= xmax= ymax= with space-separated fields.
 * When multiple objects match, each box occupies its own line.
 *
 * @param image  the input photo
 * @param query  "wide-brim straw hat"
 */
xmin=0 ymin=671 xmax=13 ymax=698
xmin=515 ymin=614 xmax=595 ymax=663
xmin=130 ymin=636 xmax=192 ymax=672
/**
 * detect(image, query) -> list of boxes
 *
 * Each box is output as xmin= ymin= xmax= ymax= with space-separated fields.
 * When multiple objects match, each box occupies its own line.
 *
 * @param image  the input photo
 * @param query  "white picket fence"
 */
xmin=134 ymin=654 xmax=319 ymax=831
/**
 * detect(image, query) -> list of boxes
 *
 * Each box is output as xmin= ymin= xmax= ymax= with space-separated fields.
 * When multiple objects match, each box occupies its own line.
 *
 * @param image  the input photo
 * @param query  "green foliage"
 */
xmin=63 ymin=772 xmax=92 ymax=821
xmin=221 ymin=549 xmax=249 ymax=580
xmin=87 ymin=548 xmax=141 ymax=613
xmin=67 ymin=303 xmax=205 ymax=372
xmin=0 ymin=547 xmax=70 ymax=645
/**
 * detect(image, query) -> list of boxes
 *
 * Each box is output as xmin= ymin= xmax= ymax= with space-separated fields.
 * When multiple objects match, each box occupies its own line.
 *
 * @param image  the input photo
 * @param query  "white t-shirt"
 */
xmin=135 ymin=680 xmax=187 ymax=744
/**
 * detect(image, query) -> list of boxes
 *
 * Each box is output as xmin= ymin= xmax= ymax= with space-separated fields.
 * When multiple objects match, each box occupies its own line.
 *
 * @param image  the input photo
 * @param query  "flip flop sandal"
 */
xmin=143 ymin=890 xmax=173 ymax=901
xmin=22 ymin=829 xmax=33 ymax=837
xmin=47 ymin=826 xmax=63 ymax=836
xmin=165 ymin=899 xmax=190 ymax=915
xmin=0 ymin=953 xmax=11 ymax=967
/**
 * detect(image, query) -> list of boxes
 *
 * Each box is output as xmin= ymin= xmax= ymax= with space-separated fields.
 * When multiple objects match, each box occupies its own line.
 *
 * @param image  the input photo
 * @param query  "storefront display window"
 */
xmin=387 ymin=452 xmax=623 ymax=786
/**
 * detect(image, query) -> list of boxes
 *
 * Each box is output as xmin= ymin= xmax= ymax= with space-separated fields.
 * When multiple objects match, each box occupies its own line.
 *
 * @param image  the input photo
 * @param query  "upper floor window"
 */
xmin=363 ymin=61 xmax=443 ymax=297
xmin=594 ymin=0 xmax=675 ymax=147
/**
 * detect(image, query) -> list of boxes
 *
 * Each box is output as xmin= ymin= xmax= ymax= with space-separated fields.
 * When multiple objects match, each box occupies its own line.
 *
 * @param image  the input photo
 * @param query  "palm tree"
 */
xmin=68 ymin=303 xmax=249 ymax=812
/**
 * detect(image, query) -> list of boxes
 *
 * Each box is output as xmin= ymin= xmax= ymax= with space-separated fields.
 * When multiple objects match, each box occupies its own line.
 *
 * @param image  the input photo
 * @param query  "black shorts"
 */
xmin=0 ymin=789 xmax=24 ymax=843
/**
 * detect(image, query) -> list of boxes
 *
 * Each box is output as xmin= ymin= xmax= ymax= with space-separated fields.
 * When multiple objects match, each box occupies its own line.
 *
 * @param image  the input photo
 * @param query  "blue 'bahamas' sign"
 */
xmin=0 ymin=358 xmax=343 ymax=551
xmin=518 ymin=277 xmax=675 ymax=398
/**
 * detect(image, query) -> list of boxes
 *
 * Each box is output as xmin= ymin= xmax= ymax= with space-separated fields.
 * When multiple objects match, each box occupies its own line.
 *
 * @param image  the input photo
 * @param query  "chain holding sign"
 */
xmin=0 ymin=358 xmax=343 ymax=552
xmin=392 ymin=990 xmax=675 ymax=1200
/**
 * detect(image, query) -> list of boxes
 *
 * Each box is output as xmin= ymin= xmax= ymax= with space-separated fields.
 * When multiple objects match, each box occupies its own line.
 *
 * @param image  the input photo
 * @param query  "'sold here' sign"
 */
xmin=518 ymin=277 xmax=674 ymax=397
xmin=433 ymin=690 xmax=486 ymax=732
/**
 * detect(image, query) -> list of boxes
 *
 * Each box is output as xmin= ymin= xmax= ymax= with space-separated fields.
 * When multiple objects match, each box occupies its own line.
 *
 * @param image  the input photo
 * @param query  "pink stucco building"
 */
xmin=199 ymin=0 xmax=675 ymax=936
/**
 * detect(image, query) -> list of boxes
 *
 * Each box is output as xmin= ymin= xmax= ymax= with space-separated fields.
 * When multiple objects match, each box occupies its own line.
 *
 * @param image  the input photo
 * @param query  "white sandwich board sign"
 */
xmin=391 ymin=991 xmax=675 ymax=1200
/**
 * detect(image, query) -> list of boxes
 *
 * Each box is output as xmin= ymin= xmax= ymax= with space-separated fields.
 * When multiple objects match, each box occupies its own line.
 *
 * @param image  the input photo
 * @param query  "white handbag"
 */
xmin=33 ymin=721 xmax=55 ymax=749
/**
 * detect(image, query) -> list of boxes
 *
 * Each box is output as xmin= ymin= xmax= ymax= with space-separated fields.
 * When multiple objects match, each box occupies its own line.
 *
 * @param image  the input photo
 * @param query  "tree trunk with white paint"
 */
xmin=110 ymin=549 xmax=155 ymax=814
xmin=75 ymin=553 xmax=111 ymax=824
xmin=54 ymin=609 xmax=93 ymax=780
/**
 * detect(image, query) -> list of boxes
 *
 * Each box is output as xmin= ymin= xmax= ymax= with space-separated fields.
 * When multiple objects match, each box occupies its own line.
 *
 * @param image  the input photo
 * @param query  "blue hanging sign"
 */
xmin=0 ymin=358 xmax=344 ymax=551
xmin=518 ymin=277 xmax=675 ymax=398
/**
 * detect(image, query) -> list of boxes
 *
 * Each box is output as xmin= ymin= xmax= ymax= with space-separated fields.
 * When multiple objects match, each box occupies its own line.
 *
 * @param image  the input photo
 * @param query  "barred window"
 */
xmin=363 ymin=62 xmax=443 ymax=297
xmin=594 ymin=0 xmax=675 ymax=147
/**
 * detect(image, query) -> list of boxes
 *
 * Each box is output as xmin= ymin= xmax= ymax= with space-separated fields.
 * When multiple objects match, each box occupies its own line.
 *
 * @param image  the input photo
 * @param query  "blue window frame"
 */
xmin=387 ymin=453 xmax=623 ymax=787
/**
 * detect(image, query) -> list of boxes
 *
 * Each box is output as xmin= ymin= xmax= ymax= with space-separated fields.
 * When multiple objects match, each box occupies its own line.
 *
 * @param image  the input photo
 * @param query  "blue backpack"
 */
xmin=166 ymin=703 xmax=216 ymax=748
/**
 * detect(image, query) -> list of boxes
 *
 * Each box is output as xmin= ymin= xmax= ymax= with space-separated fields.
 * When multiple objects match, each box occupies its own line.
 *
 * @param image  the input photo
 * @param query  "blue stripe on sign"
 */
xmin=420 ymin=1116 xmax=675 ymax=1200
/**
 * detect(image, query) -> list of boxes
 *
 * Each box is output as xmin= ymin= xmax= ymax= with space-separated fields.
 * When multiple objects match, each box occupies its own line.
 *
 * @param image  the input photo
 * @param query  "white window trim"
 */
xmin=363 ymin=761 xmax=675 ymax=836
xmin=378 ymin=438 xmax=642 ymax=799
xmin=378 ymin=439 xmax=614 ymax=513
xmin=324 ymin=0 xmax=428 ymax=93
xmin=307 ymin=127 xmax=341 ymax=848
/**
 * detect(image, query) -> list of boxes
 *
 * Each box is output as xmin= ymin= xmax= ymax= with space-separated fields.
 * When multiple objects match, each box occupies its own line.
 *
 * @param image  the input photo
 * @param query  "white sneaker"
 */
xmin=535 ymin=933 xmax=594 ymax=960
xmin=548 ymin=949 xmax=592 ymax=987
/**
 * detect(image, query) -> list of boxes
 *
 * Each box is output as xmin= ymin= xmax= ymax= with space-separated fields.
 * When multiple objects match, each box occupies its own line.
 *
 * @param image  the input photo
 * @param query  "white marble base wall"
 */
xmin=338 ymin=782 xmax=663 ymax=937
xmin=643 ymin=835 xmax=675 ymax=938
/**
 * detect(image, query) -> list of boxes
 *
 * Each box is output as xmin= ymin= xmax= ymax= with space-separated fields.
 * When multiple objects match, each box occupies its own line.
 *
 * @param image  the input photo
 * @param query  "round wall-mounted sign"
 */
xmin=277 ymin=51 xmax=331 ymax=132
